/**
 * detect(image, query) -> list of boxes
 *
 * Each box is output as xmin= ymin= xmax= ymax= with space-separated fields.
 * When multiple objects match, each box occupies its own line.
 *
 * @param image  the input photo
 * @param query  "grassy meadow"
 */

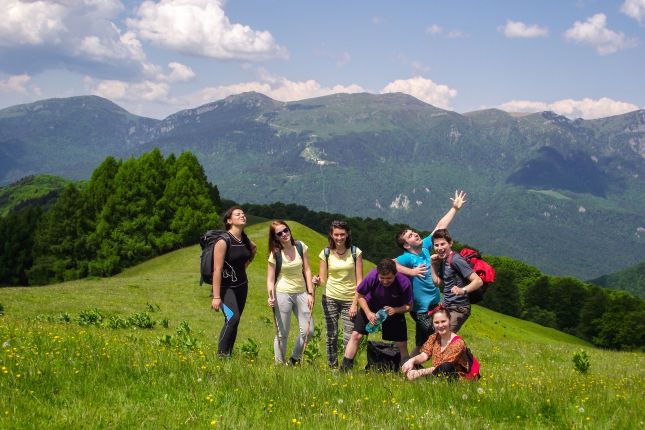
xmin=0 ymin=221 xmax=643 ymax=429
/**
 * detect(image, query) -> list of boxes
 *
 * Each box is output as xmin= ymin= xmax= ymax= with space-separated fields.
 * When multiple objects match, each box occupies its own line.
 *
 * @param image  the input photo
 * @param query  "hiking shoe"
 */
xmin=288 ymin=357 xmax=300 ymax=366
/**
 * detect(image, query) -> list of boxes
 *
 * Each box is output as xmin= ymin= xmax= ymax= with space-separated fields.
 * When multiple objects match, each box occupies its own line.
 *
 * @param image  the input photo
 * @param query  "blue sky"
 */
xmin=1 ymin=0 xmax=643 ymax=120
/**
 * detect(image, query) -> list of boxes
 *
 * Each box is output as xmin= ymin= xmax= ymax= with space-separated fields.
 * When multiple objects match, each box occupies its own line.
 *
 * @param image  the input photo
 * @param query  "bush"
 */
xmin=240 ymin=338 xmax=259 ymax=360
xmin=573 ymin=349 xmax=591 ymax=374
xmin=77 ymin=308 xmax=105 ymax=326
xmin=127 ymin=312 xmax=156 ymax=329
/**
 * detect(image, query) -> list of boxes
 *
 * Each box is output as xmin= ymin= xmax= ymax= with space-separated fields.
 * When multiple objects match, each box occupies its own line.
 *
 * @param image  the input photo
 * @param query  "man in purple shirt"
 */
xmin=340 ymin=259 xmax=413 ymax=371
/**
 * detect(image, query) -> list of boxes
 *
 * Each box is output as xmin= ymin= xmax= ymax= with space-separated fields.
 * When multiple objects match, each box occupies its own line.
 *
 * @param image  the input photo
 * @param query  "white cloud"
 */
xmin=564 ymin=14 xmax=637 ymax=55
xmin=93 ymin=78 xmax=172 ymax=103
xmin=499 ymin=20 xmax=548 ymax=38
xmin=446 ymin=30 xmax=466 ymax=39
xmin=0 ymin=0 xmax=67 ymax=46
xmin=621 ymin=0 xmax=645 ymax=23
xmin=425 ymin=24 xmax=465 ymax=38
xmin=498 ymin=97 xmax=640 ymax=119
xmin=381 ymin=76 xmax=457 ymax=109
xmin=0 ymin=74 xmax=41 ymax=95
xmin=0 ymin=0 xmax=151 ymax=77
xmin=187 ymin=76 xmax=364 ymax=106
xmin=162 ymin=62 xmax=196 ymax=83
xmin=127 ymin=0 xmax=287 ymax=60
xmin=426 ymin=24 xmax=443 ymax=35
xmin=89 ymin=71 xmax=364 ymax=110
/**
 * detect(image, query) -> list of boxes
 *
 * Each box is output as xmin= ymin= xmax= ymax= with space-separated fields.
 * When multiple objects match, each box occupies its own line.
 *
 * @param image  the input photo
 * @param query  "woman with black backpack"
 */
xmin=211 ymin=206 xmax=256 ymax=356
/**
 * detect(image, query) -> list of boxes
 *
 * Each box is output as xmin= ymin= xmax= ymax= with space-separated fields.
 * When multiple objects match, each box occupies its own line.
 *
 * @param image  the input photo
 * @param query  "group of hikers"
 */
xmin=209 ymin=191 xmax=482 ymax=381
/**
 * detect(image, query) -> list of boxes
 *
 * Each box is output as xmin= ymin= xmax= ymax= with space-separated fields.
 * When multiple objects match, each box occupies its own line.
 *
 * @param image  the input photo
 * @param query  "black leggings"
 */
xmin=432 ymin=362 xmax=459 ymax=380
xmin=217 ymin=283 xmax=248 ymax=356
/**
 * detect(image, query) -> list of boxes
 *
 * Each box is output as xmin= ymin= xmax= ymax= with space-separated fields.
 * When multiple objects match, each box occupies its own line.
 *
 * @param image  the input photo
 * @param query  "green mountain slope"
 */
xmin=0 ymin=221 xmax=583 ymax=347
xmin=1 ymin=93 xmax=643 ymax=279
xmin=0 ymin=174 xmax=69 ymax=217
xmin=3 ymin=222 xmax=644 ymax=428
xmin=590 ymin=262 xmax=645 ymax=299
xmin=0 ymin=96 xmax=158 ymax=183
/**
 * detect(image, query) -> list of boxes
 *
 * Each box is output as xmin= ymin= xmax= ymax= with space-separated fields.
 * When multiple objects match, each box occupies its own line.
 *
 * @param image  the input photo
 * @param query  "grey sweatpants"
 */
xmin=273 ymin=291 xmax=314 ymax=363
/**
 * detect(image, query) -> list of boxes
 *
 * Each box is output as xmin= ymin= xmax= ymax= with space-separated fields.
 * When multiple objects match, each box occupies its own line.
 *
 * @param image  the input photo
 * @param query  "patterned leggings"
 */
xmin=321 ymin=295 xmax=354 ymax=367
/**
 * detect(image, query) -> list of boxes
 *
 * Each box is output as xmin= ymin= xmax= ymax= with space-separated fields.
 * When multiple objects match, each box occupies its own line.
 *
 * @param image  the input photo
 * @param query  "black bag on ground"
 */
xmin=365 ymin=341 xmax=400 ymax=372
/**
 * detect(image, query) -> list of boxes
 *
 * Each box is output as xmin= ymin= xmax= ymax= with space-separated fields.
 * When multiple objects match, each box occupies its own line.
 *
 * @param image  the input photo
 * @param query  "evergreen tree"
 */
xmin=577 ymin=287 xmax=609 ymax=341
xmin=29 ymin=184 xmax=90 ymax=283
xmin=155 ymin=152 xmax=218 ymax=250
xmin=481 ymin=270 xmax=521 ymax=317
xmin=0 ymin=206 xmax=42 ymax=285
xmin=593 ymin=291 xmax=644 ymax=349
xmin=90 ymin=150 xmax=169 ymax=275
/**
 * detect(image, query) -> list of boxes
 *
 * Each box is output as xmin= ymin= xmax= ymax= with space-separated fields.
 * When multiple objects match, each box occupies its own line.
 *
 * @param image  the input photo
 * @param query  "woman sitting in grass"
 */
xmin=267 ymin=220 xmax=315 ymax=365
xmin=401 ymin=306 xmax=470 ymax=380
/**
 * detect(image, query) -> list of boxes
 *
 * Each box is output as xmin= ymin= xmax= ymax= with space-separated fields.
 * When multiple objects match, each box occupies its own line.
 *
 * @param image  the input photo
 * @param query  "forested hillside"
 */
xmin=1 ymin=150 xmax=643 ymax=350
xmin=1 ymin=94 xmax=644 ymax=279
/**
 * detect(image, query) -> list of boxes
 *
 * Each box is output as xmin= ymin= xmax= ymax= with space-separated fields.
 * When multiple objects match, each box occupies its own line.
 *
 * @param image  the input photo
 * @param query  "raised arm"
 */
xmin=431 ymin=190 xmax=467 ymax=234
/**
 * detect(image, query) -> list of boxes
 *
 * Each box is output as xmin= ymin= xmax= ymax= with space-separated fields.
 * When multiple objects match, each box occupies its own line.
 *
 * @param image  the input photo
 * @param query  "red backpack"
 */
xmin=451 ymin=335 xmax=481 ymax=381
xmin=448 ymin=248 xmax=495 ymax=304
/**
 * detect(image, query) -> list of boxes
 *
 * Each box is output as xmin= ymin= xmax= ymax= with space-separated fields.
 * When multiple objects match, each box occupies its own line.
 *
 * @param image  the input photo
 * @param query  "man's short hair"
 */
xmin=432 ymin=228 xmax=453 ymax=244
xmin=395 ymin=228 xmax=412 ymax=249
xmin=376 ymin=259 xmax=397 ymax=275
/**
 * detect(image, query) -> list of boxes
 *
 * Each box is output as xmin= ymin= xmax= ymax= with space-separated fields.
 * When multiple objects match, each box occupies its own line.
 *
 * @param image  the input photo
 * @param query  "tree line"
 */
xmin=1 ymin=151 xmax=642 ymax=349
xmin=0 ymin=149 xmax=219 ymax=285
xmin=244 ymin=201 xmax=644 ymax=350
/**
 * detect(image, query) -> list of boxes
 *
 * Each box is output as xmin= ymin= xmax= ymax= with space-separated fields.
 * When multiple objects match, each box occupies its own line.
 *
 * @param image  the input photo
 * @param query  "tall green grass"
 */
xmin=1 ymin=221 xmax=643 ymax=429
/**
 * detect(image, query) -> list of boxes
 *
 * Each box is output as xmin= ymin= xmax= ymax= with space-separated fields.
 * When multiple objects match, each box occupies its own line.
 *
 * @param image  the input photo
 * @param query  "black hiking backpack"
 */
xmin=199 ymin=229 xmax=253 ymax=286
xmin=199 ymin=230 xmax=231 ymax=286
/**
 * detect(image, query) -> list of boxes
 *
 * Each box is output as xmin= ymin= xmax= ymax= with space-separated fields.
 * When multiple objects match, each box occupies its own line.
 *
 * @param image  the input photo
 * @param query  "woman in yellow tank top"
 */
xmin=267 ymin=220 xmax=314 ymax=364
xmin=313 ymin=220 xmax=364 ymax=368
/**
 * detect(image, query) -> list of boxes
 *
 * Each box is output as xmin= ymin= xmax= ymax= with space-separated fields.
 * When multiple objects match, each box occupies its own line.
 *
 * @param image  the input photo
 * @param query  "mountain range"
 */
xmin=1 ymin=92 xmax=643 ymax=279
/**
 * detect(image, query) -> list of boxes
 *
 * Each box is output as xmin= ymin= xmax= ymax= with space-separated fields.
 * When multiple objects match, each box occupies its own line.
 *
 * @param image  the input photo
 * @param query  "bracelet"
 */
xmin=213 ymin=296 xmax=221 ymax=299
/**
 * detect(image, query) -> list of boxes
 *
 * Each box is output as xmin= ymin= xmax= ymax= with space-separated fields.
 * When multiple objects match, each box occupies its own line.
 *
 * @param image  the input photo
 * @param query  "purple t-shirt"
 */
xmin=357 ymin=269 xmax=413 ymax=311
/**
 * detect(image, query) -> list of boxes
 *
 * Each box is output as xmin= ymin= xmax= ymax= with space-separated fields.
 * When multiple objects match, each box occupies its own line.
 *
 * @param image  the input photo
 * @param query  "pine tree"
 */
xmin=29 ymin=184 xmax=90 ymax=284
xmin=0 ymin=206 xmax=42 ymax=285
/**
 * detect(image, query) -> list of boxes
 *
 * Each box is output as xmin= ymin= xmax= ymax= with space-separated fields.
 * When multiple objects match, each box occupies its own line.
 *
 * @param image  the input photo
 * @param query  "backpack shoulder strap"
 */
xmin=295 ymin=241 xmax=304 ymax=260
xmin=273 ymin=248 xmax=283 ymax=281
xmin=447 ymin=250 xmax=455 ymax=268
xmin=323 ymin=247 xmax=330 ymax=265
xmin=351 ymin=245 xmax=357 ymax=264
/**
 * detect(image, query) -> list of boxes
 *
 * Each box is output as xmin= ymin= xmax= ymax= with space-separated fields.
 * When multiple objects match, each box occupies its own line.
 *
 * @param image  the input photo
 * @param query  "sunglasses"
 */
xmin=275 ymin=227 xmax=290 ymax=237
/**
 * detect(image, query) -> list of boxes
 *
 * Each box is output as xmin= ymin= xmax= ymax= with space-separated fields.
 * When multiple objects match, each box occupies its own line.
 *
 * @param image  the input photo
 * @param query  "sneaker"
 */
xmin=288 ymin=357 xmax=300 ymax=366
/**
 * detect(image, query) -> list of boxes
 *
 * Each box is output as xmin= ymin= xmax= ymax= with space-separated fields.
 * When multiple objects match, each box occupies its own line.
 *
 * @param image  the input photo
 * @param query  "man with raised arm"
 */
xmin=394 ymin=191 xmax=466 ymax=354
